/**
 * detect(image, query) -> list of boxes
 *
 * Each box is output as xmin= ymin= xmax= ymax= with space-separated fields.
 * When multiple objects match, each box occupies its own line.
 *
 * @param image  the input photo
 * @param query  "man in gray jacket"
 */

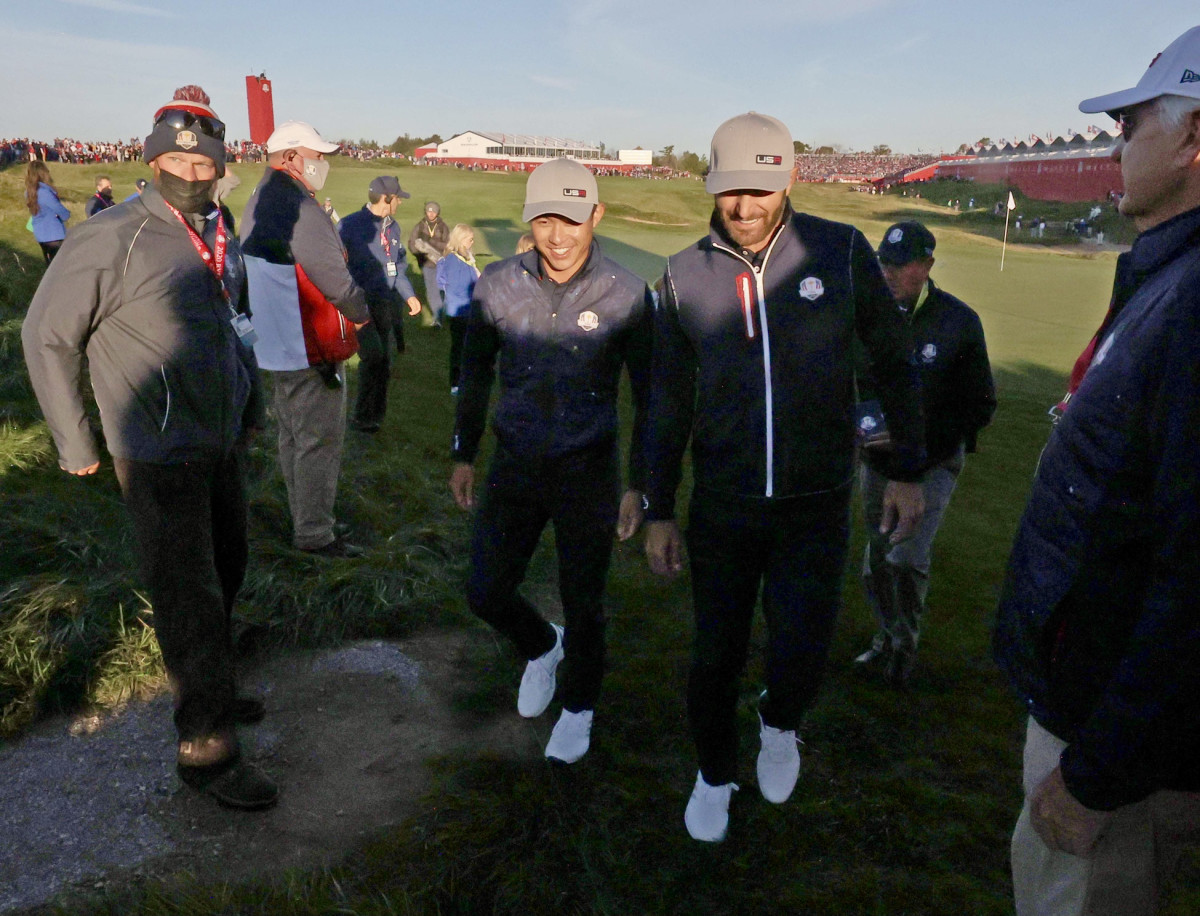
xmin=22 ymin=87 xmax=276 ymax=810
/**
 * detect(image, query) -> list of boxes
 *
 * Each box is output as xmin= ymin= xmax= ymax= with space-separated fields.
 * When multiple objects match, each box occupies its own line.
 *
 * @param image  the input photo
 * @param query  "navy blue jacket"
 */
xmin=451 ymin=244 xmax=652 ymax=489
xmin=338 ymin=206 xmax=417 ymax=306
xmin=862 ymin=278 xmax=995 ymax=477
xmin=994 ymin=205 xmax=1200 ymax=810
xmin=644 ymin=207 xmax=925 ymax=521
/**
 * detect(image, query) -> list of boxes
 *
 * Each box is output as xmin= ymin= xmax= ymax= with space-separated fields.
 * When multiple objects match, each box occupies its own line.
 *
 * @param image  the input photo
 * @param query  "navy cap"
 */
xmin=368 ymin=175 xmax=410 ymax=199
xmin=878 ymin=221 xmax=936 ymax=266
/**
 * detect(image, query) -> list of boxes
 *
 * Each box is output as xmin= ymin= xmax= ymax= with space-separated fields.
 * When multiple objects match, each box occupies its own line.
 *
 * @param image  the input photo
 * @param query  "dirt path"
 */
xmin=0 ymin=631 xmax=536 ymax=913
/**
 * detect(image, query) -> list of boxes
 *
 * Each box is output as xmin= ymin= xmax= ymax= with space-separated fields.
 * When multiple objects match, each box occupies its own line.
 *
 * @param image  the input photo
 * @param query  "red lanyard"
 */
xmin=380 ymin=216 xmax=394 ymax=259
xmin=164 ymin=201 xmax=228 ymax=301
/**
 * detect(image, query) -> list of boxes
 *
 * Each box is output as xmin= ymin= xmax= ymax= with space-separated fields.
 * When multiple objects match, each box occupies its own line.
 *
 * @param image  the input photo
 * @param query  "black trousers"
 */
xmin=353 ymin=299 xmax=394 ymax=427
xmin=113 ymin=450 xmax=248 ymax=742
xmin=685 ymin=485 xmax=851 ymax=785
xmin=448 ymin=315 xmax=469 ymax=389
xmin=466 ymin=443 xmax=620 ymax=712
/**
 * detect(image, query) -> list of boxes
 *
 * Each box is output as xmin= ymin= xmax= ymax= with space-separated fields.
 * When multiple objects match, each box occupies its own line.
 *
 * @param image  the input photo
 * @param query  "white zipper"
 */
xmin=713 ymin=228 xmax=787 ymax=497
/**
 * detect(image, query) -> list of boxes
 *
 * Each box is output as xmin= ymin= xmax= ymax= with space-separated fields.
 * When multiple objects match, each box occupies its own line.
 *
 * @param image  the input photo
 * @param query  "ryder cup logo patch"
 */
xmin=563 ymin=188 xmax=588 ymax=198
xmin=577 ymin=310 xmax=599 ymax=331
xmin=887 ymin=228 xmax=904 ymax=243
xmin=921 ymin=343 xmax=938 ymax=363
xmin=860 ymin=415 xmax=878 ymax=432
xmin=175 ymin=130 xmax=199 ymax=150
xmin=798 ymin=276 xmax=824 ymax=301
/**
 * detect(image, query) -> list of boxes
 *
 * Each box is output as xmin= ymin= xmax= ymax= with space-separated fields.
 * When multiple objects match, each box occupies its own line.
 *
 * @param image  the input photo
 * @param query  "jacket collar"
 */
xmin=1129 ymin=204 xmax=1200 ymax=275
xmin=704 ymin=201 xmax=794 ymax=267
xmin=521 ymin=239 xmax=602 ymax=287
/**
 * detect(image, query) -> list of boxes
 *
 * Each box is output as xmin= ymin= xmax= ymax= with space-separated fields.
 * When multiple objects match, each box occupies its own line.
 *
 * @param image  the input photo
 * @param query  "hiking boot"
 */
xmin=886 ymin=646 xmax=917 ymax=687
xmin=233 ymin=695 xmax=265 ymax=725
xmin=517 ymin=623 xmax=564 ymax=718
xmin=545 ymin=709 xmax=593 ymax=764
xmin=178 ymin=757 xmax=278 ymax=811
xmin=684 ymin=771 xmax=738 ymax=843
xmin=756 ymin=711 xmax=801 ymax=804
xmin=853 ymin=634 xmax=891 ymax=673
xmin=302 ymin=537 xmax=364 ymax=559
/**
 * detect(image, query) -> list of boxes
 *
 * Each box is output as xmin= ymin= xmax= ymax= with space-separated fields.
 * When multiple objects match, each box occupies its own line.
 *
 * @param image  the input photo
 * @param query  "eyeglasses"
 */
xmin=154 ymin=109 xmax=226 ymax=141
xmin=1114 ymin=107 xmax=1150 ymax=143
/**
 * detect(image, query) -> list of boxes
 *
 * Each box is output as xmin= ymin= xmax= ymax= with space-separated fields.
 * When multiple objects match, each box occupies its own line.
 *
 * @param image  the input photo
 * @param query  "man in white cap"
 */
xmin=241 ymin=120 xmax=370 ymax=557
xmin=449 ymin=158 xmax=652 ymax=766
xmin=994 ymin=25 xmax=1200 ymax=914
xmin=643 ymin=112 xmax=926 ymax=842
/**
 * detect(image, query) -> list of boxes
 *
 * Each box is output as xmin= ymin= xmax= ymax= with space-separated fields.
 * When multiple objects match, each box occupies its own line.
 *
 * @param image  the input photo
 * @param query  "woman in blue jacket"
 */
xmin=25 ymin=161 xmax=70 ymax=264
xmin=436 ymin=223 xmax=480 ymax=394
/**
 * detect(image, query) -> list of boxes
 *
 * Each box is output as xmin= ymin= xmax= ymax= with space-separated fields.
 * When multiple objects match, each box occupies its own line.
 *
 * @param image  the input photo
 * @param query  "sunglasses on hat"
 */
xmin=154 ymin=108 xmax=226 ymax=141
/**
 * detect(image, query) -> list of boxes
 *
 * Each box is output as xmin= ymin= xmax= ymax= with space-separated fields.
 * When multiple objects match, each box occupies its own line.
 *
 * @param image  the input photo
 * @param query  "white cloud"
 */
xmin=55 ymin=0 xmax=173 ymax=16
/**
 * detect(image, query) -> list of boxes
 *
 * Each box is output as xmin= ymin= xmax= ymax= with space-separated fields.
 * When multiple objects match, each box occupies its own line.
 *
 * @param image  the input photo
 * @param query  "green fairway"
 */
xmin=2 ymin=160 xmax=1196 ymax=914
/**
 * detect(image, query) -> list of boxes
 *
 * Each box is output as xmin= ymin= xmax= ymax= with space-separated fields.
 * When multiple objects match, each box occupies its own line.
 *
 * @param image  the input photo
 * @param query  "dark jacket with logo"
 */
xmin=339 ymin=206 xmax=417 ymax=307
xmin=451 ymin=244 xmax=652 ymax=489
xmin=408 ymin=216 xmax=449 ymax=269
xmin=862 ymin=278 xmax=995 ymax=477
xmin=643 ymin=207 xmax=925 ymax=521
xmin=22 ymin=188 xmax=263 ymax=471
xmin=994 ymin=205 xmax=1200 ymax=811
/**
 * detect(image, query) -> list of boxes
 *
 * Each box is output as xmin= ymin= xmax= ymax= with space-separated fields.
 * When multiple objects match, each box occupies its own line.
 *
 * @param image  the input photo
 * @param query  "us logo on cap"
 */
xmin=176 ymin=130 xmax=198 ymax=150
xmin=755 ymin=155 xmax=783 ymax=165
xmin=564 ymin=188 xmax=587 ymax=198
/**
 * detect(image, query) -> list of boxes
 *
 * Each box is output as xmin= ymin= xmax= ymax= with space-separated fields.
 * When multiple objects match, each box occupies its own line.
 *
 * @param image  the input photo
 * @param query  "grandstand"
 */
xmin=929 ymin=132 xmax=1123 ymax=203
xmin=417 ymin=131 xmax=643 ymax=173
xmin=793 ymin=152 xmax=939 ymax=184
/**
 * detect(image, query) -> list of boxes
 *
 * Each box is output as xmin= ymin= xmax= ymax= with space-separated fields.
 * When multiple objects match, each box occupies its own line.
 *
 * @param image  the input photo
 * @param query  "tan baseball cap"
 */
xmin=522 ymin=158 xmax=598 ymax=223
xmin=706 ymin=112 xmax=793 ymax=194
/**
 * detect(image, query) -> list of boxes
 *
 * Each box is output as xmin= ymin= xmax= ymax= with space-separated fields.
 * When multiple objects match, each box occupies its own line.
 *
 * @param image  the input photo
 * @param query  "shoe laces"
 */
xmin=761 ymin=725 xmax=800 ymax=763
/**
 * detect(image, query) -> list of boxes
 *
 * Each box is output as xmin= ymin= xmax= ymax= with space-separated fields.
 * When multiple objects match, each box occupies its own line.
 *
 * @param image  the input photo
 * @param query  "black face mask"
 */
xmin=156 ymin=170 xmax=216 ymax=214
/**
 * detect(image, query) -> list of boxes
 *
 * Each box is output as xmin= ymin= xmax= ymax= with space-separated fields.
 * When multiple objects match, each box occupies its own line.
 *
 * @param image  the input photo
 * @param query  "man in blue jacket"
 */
xmin=994 ymin=25 xmax=1200 ymax=914
xmin=338 ymin=175 xmax=422 ymax=433
xmin=450 ymin=158 xmax=652 ymax=767
xmin=643 ymin=112 xmax=925 ymax=842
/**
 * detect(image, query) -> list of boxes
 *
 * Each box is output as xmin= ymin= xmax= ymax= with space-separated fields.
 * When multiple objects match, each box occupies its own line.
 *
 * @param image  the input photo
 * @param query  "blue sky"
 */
xmin=4 ymin=1 xmax=1197 ymax=156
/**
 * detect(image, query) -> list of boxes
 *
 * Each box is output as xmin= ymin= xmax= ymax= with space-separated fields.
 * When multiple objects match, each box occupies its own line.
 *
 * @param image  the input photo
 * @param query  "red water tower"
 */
xmin=245 ymin=74 xmax=275 ymax=145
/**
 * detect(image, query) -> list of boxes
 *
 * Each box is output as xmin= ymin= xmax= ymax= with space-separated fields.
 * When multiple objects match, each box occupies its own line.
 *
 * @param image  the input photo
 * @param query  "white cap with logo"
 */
xmin=1079 ymin=25 xmax=1200 ymax=115
xmin=706 ymin=112 xmax=794 ymax=194
xmin=266 ymin=120 xmax=340 ymax=154
xmin=522 ymin=158 xmax=598 ymax=223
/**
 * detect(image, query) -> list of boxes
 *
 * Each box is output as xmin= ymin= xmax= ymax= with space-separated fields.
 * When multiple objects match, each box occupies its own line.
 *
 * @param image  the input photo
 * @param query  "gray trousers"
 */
xmin=271 ymin=366 xmax=346 ymax=550
xmin=859 ymin=449 xmax=963 ymax=653
xmin=421 ymin=263 xmax=443 ymax=322
xmin=1012 ymin=717 xmax=1200 ymax=916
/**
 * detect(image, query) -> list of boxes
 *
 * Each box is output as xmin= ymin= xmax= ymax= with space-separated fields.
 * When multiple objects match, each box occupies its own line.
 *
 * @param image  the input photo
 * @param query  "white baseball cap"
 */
xmin=522 ymin=158 xmax=598 ymax=223
xmin=706 ymin=112 xmax=793 ymax=194
xmin=1079 ymin=25 xmax=1200 ymax=115
xmin=266 ymin=120 xmax=340 ymax=154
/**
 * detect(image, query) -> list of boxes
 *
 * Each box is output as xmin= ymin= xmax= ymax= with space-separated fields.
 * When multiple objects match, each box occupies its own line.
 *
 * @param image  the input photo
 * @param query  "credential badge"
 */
xmin=578 ymin=310 xmax=599 ymax=331
xmin=176 ymin=130 xmax=199 ymax=150
xmin=799 ymin=277 xmax=824 ymax=301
